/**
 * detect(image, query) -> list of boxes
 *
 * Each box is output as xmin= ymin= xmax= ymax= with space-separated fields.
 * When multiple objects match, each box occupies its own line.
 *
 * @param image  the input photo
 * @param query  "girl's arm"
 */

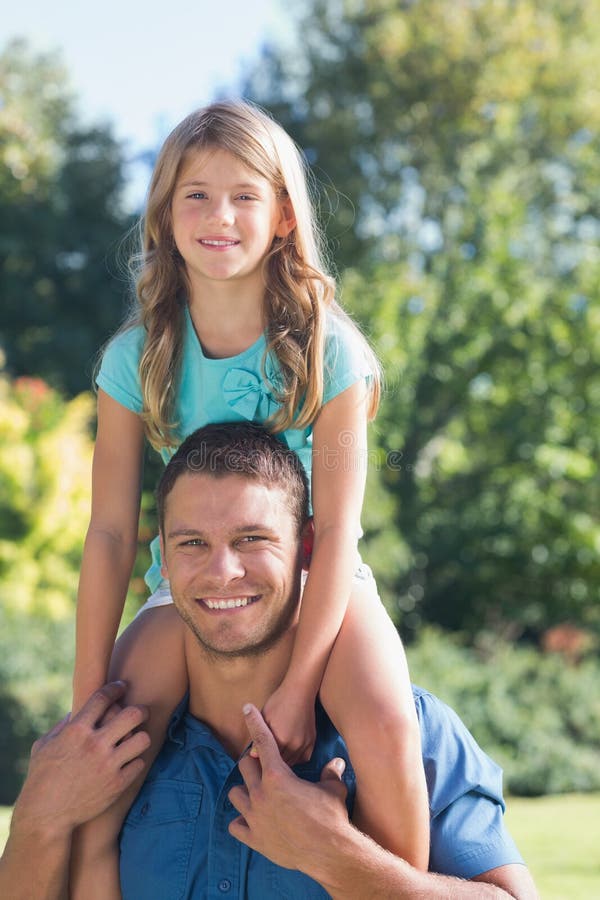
xmin=72 ymin=389 xmax=145 ymax=711
xmin=262 ymin=379 xmax=369 ymax=760
xmin=263 ymin=379 xmax=430 ymax=867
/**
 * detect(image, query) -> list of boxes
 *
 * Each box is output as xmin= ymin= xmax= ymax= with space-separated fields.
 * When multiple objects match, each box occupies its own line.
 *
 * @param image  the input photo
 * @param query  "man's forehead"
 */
xmin=163 ymin=471 xmax=292 ymax=531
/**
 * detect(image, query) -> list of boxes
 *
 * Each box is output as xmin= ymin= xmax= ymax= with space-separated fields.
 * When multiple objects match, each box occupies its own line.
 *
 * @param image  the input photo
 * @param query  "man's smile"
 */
xmin=198 ymin=594 xmax=261 ymax=611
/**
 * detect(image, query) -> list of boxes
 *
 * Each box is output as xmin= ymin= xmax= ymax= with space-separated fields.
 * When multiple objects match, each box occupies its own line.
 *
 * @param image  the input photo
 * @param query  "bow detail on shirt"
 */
xmin=223 ymin=367 xmax=278 ymax=422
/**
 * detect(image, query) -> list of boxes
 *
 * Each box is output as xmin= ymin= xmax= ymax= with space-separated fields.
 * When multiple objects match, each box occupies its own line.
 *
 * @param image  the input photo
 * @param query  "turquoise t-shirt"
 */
xmin=97 ymin=305 xmax=372 ymax=592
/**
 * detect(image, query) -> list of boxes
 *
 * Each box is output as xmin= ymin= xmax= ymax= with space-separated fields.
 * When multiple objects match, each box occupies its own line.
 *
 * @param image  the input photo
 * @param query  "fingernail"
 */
xmin=243 ymin=703 xmax=252 ymax=715
xmin=333 ymin=758 xmax=345 ymax=774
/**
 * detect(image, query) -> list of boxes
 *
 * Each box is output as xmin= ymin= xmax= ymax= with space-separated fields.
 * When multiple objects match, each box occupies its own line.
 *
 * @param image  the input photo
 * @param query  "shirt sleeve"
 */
xmin=96 ymin=325 xmax=145 ymax=414
xmin=322 ymin=314 xmax=374 ymax=405
xmin=413 ymin=686 xmax=524 ymax=879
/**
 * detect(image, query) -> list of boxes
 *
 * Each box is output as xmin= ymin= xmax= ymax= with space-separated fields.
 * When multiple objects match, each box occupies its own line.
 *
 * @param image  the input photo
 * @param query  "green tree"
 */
xmin=245 ymin=0 xmax=600 ymax=270
xmin=244 ymin=0 xmax=600 ymax=638
xmin=0 ymin=39 xmax=134 ymax=396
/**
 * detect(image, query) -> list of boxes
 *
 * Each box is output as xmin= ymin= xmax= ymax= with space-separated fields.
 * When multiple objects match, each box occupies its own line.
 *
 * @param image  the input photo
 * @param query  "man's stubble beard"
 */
xmin=175 ymin=581 xmax=301 ymax=662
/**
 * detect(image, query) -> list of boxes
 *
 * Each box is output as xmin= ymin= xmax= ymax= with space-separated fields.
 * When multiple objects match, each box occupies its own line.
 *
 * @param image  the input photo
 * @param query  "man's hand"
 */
xmin=228 ymin=703 xmax=350 ymax=870
xmin=227 ymin=705 xmax=539 ymax=900
xmin=12 ymin=681 xmax=151 ymax=840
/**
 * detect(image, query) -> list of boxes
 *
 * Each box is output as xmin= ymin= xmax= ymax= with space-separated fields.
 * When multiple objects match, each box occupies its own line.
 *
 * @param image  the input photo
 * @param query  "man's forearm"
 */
xmin=304 ymin=824 xmax=525 ymax=900
xmin=0 ymin=683 xmax=150 ymax=900
xmin=229 ymin=705 xmax=537 ymax=900
xmin=0 ymin=815 xmax=71 ymax=900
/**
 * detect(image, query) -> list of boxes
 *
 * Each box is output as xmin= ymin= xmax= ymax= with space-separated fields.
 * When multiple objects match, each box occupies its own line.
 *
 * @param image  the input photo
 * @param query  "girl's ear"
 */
xmin=275 ymin=197 xmax=296 ymax=238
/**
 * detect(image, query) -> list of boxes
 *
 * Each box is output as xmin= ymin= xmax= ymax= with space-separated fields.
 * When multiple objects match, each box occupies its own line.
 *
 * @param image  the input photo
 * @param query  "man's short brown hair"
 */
xmin=156 ymin=422 xmax=310 ymax=535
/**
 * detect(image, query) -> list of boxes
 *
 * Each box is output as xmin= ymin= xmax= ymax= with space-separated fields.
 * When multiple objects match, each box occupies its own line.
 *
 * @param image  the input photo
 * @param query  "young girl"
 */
xmin=71 ymin=100 xmax=429 ymax=896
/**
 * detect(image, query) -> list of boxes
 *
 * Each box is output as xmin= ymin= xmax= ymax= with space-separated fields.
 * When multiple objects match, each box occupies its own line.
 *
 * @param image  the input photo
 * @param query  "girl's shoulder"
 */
xmin=103 ymin=321 xmax=146 ymax=359
xmin=96 ymin=322 xmax=146 ymax=413
xmin=323 ymin=310 xmax=372 ymax=364
xmin=322 ymin=311 xmax=375 ymax=403
xmin=323 ymin=308 xmax=354 ymax=341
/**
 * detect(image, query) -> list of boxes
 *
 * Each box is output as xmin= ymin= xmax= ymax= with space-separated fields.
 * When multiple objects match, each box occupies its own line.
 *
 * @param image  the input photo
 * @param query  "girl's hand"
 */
xmin=261 ymin=683 xmax=317 ymax=766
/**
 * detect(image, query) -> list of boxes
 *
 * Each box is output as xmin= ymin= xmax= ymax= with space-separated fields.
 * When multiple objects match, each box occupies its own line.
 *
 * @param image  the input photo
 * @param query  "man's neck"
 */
xmin=183 ymin=627 xmax=295 ymax=759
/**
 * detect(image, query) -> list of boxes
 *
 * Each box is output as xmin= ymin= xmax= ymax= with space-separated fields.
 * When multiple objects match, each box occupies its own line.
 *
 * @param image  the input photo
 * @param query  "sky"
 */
xmin=2 ymin=0 xmax=290 ymax=203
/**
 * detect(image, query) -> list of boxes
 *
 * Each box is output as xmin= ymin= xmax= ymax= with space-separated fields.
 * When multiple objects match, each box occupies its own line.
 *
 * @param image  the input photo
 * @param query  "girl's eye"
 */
xmin=237 ymin=194 xmax=257 ymax=202
xmin=187 ymin=192 xmax=207 ymax=200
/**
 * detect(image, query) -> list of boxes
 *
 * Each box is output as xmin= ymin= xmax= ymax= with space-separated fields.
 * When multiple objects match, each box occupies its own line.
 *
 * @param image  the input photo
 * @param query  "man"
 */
xmin=118 ymin=422 xmax=537 ymax=899
xmin=0 ymin=682 xmax=149 ymax=900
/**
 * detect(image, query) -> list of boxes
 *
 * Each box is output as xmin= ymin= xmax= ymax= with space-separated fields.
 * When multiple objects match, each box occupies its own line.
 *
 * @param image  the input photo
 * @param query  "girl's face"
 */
xmin=170 ymin=147 xmax=294 ymax=297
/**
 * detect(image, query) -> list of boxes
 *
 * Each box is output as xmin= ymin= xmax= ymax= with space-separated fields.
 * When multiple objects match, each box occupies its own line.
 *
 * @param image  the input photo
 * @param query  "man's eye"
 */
xmin=181 ymin=538 xmax=204 ymax=547
xmin=240 ymin=535 xmax=265 ymax=544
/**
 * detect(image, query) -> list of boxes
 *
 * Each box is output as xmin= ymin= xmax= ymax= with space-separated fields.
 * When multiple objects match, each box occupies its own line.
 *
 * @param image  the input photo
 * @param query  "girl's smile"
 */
xmin=198 ymin=237 xmax=241 ymax=250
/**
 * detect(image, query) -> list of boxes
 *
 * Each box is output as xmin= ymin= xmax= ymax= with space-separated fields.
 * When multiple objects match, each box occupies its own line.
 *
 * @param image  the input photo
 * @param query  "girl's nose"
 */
xmin=207 ymin=198 xmax=235 ymax=227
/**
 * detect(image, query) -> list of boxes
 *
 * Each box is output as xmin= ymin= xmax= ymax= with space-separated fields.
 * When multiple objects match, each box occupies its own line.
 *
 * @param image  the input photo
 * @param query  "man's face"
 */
xmin=161 ymin=472 xmax=305 ymax=658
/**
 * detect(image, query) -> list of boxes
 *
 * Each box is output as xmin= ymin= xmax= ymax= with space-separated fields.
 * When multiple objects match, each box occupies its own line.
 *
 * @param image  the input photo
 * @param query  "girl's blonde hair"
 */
xmin=118 ymin=99 xmax=380 ymax=450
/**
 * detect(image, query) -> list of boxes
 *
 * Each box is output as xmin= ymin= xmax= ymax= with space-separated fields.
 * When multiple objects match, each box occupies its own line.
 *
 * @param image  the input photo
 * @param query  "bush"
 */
xmin=0 ymin=372 xmax=92 ymax=801
xmin=407 ymin=628 xmax=600 ymax=795
xmin=0 ymin=369 xmax=156 ymax=801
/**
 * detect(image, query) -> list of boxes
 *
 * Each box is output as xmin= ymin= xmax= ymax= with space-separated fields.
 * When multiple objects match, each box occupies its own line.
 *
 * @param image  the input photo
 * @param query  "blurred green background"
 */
xmin=1 ymin=2 xmax=599 ymax=886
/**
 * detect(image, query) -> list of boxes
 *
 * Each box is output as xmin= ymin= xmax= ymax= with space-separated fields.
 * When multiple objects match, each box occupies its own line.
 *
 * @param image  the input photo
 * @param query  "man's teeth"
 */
xmin=204 ymin=596 xmax=256 ymax=610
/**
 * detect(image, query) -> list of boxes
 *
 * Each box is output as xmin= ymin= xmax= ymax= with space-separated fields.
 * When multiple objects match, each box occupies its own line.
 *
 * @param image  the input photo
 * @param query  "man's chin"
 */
xmin=177 ymin=599 xmax=298 ymax=660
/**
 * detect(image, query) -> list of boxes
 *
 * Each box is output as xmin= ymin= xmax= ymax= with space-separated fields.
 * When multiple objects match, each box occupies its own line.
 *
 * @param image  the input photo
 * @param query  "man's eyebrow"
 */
xmin=166 ymin=528 xmax=205 ymax=539
xmin=166 ymin=524 xmax=276 ymax=539
xmin=232 ymin=523 xmax=276 ymax=535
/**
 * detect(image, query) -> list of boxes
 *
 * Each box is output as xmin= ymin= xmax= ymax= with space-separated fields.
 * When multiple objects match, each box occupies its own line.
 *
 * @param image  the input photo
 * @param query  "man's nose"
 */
xmin=204 ymin=545 xmax=245 ymax=584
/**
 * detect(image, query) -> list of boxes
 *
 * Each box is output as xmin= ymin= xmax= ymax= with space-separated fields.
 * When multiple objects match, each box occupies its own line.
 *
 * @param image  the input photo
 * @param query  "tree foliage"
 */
xmin=244 ymin=0 xmax=600 ymax=639
xmin=0 ymin=39 xmax=134 ymax=396
xmin=245 ymin=0 xmax=600 ymax=270
xmin=0 ymin=372 xmax=93 ymax=618
xmin=0 ymin=371 xmax=94 ymax=800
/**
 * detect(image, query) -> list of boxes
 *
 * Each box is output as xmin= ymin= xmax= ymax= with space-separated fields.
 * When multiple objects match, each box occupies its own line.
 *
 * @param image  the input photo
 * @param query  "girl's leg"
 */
xmin=319 ymin=576 xmax=430 ymax=869
xmin=69 ymin=604 xmax=187 ymax=900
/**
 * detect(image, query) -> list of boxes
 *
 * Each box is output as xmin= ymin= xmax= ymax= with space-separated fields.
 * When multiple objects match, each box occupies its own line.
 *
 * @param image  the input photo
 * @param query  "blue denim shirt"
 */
xmin=119 ymin=687 xmax=523 ymax=899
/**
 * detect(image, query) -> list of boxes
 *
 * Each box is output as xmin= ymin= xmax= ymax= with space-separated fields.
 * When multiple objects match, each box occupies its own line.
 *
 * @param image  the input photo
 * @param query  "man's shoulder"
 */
xmin=411 ymin=683 xmax=451 ymax=729
xmin=412 ymin=683 xmax=478 ymax=739
xmin=411 ymin=684 xmax=506 ymax=816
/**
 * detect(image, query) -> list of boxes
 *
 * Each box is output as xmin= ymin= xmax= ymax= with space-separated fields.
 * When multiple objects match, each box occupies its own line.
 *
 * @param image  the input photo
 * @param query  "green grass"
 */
xmin=1 ymin=795 xmax=599 ymax=895
xmin=504 ymin=793 xmax=600 ymax=899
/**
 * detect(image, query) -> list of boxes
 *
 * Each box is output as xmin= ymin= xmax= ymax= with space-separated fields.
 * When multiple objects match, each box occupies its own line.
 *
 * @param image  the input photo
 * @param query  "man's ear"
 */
xmin=275 ymin=197 xmax=296 ymax=238
xmin=159 ymin=533 xmax=169 ymax=578
xmin=300 ymin=518 xmax=314 ymax=570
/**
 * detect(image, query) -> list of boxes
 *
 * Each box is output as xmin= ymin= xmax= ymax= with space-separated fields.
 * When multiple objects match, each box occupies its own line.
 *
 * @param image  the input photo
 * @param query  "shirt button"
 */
xmin=218 ymin=879 xmax=232 ymax=893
